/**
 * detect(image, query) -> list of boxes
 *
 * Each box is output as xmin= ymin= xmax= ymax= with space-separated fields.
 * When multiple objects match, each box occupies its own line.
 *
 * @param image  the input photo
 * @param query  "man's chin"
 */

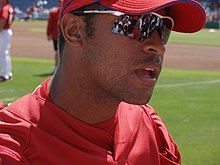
xmin=122 ymin=96 xmax=152 ymax=105
xmin=112 ymin=85 xmax=154 ymax=105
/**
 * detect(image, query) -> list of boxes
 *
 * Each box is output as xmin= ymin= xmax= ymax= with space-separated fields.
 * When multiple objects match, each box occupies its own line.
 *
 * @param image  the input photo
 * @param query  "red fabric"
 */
xmin=0 ymin=79 xmax=181 ymax=164
xmin=92 ymin=114 xmax=117 ymax=138
xmin=0 ymin=3 xmax=14 ymax=29
xmin=47 ymin=7 xmax=60 ymax=40
xmin=60 ymin=0 xmax=206 ymax=33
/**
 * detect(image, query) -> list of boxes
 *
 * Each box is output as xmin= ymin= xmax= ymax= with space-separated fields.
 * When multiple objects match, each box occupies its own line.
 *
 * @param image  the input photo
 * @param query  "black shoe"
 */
xmin=0 ymin=75 xmax=12 ymax=82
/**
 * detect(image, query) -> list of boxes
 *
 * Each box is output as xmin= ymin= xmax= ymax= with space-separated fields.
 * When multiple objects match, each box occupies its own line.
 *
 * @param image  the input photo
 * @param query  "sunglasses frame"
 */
xmin=73 ymin=10 xmax=174 ymax=44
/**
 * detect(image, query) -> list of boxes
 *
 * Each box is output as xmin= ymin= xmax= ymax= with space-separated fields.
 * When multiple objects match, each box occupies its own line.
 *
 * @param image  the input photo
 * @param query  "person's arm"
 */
xmin=47 ymin=11 xmax=53 ymax=40
xmin=0 ymin=16 xmax=6 ymax=32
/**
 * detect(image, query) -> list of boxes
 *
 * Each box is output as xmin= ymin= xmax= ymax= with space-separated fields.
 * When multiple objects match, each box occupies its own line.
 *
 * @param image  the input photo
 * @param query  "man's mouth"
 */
xmin=134 ymin=66 xmax=159 ymax=86
xmin=145 ymin=68 xmax=157 ymax=78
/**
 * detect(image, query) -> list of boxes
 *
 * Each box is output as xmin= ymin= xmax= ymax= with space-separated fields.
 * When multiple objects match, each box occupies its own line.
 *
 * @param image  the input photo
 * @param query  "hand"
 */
xmin=47 ymin=35 xmax=52 ymax=41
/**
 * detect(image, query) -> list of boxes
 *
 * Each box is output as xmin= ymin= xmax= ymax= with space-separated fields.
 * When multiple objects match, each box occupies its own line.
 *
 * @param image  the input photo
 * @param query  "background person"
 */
xmin=0 ymin=0 xmax=206 ymax=164
xmin=0 ymin=0 xmax=14 ymax=82
xmin=46 ymin=0 xmax=62 ymax=73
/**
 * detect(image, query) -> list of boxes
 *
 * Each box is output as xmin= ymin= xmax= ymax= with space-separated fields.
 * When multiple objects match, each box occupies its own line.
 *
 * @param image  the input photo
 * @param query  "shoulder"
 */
xmin=140 ymin=104 xmax=181 ymax=163
xmin=0 ymin=3 xmax=13 ymax=14
xmin=118 ymin=103 xmax=175 ymax=147
xmin=1 ymin=94 xmax=43 ymax=128
xmin=117 ymin=102 xmax=158 ymax=129
xmin=118 ymin=102 xmax=157 ymax=120
xmin=0 ymin=98 xmax=34 ymax=163
xmin=126 ymin=103 xmax=170 ymax=140
xmin=50 ymin=7 xmax=59 ymax=14
xmin=118 ymin=102 xmax=181 ymax=163
xmin=0 ymin=94 xmax=40 ymax=159
xmin=2 ymin=3 xmax=12 ymax=10
xmin=0 ymin=94 xmax=44 ymax=149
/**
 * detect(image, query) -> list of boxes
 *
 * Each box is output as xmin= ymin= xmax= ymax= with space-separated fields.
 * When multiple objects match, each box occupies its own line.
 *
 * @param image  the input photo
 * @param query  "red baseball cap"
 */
xmin=60 ymin=0 xmax=206 ymax=33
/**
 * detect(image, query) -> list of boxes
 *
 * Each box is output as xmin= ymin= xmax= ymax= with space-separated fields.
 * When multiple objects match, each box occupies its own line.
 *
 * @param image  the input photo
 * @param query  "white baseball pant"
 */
xmin=0 ymin=29 xmax=13 ymax=78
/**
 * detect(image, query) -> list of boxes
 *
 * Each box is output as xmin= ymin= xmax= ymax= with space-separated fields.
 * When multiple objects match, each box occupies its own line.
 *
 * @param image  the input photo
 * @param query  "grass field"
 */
xmin=0 ymin=57 xmax=54 ymax=103
xmin=0 ymin=57 xmax=219 ymax=165
xmin=151 ymin=69 xmax=220 ymax=165
xmin=169 ymin=29 xmax=220 ymax=46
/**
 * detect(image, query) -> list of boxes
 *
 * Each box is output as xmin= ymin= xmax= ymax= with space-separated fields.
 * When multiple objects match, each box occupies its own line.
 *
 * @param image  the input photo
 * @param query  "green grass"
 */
xmin=169 ymin=29 xmax=220 ymax=46
xmin=28 ymin=28 xmax=46 ymax=33
xmin=150 ymin=69 xmax=220 ymax=165
xmin=1 ymin=57 xmax=220 ymax=165
xmin=0 ymin=57 xmax=54 ymax=103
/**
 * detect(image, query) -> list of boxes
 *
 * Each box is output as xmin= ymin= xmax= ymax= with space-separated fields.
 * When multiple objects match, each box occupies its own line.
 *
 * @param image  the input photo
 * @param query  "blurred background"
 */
xmin=10 ymin=0 xmax=220 ymax=28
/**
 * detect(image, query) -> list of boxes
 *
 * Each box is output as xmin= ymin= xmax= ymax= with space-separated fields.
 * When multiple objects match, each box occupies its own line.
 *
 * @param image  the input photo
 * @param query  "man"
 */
xmin=0 ymin=0 xmax=14 ymax=82
xmin=46 ymin=0 xmax=63 ymax=73
xmin=0 ymin=0 xmax=206 ymax=164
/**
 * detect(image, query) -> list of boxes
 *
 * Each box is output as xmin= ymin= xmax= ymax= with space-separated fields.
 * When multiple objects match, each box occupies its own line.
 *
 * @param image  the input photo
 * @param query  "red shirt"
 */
xmin=0 ymin=3 xmax=14 ymax=29
xmin=46 ymin=7 xmax=60 ymax=40
xmin=0 ymin=79 xmax=181 ymax=164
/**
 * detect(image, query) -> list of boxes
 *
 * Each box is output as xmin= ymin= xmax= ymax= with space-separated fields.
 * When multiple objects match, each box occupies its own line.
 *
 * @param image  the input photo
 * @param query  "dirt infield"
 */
xmin=11 ymin=21 xmax=220 ymax=71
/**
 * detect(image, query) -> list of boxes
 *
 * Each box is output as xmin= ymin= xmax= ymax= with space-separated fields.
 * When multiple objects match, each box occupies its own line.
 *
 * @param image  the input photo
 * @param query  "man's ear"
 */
xmin=60 ymin=14 xmax=83 ymax=47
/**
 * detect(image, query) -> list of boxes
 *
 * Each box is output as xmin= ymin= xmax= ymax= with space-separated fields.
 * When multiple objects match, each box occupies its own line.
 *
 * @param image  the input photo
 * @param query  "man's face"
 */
xmin=0 ymin=0 xmax=4 ymax=5
xmin=80 ymin=11 xmax=166 ymax=105
xmin=0 ymin=0 xmax=7 ymax=4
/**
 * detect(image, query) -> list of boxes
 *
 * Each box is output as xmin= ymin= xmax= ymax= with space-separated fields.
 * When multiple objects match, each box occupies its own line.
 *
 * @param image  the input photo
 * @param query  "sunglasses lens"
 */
xmin=163 ymin=18 xmax=173 ymax=30
xmin=159 ymin=25 xmax=171 ymax=44
xmin=112 ymin=13 xmax=173 ymax=44
xmin=112 ymin=15 xmax=138 ymax=38
xmin=159 ymin=18 xmax=173 ymax=44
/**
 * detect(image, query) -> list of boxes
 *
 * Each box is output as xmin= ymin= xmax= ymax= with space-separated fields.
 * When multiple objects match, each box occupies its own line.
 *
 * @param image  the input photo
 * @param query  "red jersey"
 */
xmin=47 ymin=7 xmax=60 ymax=40
xmin=0 ymin=79 xmax=181 ymax=164
xmin=0 ymin=3 xmax=14 ymax=29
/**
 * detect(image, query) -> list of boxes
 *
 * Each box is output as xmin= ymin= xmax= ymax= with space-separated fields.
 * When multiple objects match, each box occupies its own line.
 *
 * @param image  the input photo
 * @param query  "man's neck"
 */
xmin=49 ymin=71 xmax=120 ymax=124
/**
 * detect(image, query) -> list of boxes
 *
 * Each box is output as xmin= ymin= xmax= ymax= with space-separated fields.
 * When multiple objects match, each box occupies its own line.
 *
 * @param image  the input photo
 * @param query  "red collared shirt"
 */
xmin=0 ymin=3 xmax=14 ymax=29
xmin=0 ymin=79 xmax=181 ymax=164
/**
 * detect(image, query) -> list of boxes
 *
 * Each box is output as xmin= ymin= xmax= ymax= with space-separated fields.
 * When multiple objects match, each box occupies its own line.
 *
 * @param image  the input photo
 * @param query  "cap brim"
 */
xmin=61 ymin=0 xmax=206 ymax=33
xmin=102 ymin=0 xmax=206 ymax=33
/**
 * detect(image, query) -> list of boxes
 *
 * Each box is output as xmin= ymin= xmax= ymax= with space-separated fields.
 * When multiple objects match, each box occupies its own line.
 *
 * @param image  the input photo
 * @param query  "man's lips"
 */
xmin=134 ymin=64 xmax=161 ymax=86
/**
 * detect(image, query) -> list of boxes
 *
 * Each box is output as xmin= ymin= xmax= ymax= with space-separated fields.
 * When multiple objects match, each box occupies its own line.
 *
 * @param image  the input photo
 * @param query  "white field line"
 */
xmin=157 ymin=79 xmax=220 ymax=88
xmin=0 ymin=89 xmax=15 ymax=103
xmin=2 ymin=97 xmax=16 ymax=102
xmin=0 ymin=89 xmax=15 ymax=94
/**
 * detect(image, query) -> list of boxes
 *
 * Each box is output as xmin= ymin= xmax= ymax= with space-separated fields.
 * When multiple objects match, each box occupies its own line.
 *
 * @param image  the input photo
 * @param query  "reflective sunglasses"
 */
xmin=73 ymin=10 xmax=174 ymax=45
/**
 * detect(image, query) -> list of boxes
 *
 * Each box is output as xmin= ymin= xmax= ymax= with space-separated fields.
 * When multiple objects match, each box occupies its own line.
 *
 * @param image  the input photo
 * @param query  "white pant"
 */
xmin=0 ymin=29 xmax=13 ymax=78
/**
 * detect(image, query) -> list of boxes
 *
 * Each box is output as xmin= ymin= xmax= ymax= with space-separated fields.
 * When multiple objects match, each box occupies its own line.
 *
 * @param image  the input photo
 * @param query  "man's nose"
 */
xmin=141 ymin=30 xmax=166 ymax=56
